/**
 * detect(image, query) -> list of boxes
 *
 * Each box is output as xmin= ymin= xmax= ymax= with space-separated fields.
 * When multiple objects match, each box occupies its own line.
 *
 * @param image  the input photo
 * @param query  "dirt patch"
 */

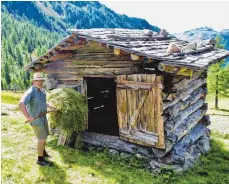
xmin=1 ymin=103 xmax=22 ymax=118
xmin=209 ymin=115 xmax=229 ymax=134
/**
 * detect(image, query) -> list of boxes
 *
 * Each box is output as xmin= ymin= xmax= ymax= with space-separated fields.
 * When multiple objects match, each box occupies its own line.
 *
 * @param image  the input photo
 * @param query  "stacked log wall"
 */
xmin=152 ymin=70 xmax=211 ymax=170
xmin=43 ymin=44 xmax=143 ymax=90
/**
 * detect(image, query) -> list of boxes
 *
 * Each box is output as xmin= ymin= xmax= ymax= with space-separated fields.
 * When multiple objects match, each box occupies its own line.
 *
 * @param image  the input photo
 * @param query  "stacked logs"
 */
xmin=151 ymin=70 xmax=211 ymax=171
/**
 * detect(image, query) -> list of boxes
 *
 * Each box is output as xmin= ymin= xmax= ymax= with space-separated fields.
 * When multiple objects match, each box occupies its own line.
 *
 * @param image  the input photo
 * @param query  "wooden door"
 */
xmin=116 ymin=74 xmax=165 ymax=149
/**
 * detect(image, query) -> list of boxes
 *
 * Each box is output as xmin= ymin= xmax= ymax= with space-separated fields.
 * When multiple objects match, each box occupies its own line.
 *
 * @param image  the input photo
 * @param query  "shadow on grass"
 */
xmin=46 ymin=135 xmax=229 ymax=184
xmin=218 ymin=108 xmax=229 ymax=112
xmin=46 ymin=138 xmax=155 ymax=184
xmin=209 ymin=107 xmax=229 ymax=112
xmin=208 ymin=113 xmax=229 ymax=116
xmin=36 ymin=162 xmax=71 ymax=184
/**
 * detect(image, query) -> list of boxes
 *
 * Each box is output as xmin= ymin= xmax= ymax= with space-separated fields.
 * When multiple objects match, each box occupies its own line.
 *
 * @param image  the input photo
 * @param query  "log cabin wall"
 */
xmin=43 ymin=42 xmax=143 ymax=91
xmin=152 ymin=70 xmax=211 ymax=167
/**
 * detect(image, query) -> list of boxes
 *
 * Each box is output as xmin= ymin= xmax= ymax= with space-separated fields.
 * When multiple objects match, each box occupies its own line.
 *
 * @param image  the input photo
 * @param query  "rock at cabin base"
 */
xmin=97 ymin=147 xmax=103 ymax=151
xmin=135 ymin=153 xmax=146 ymax=159
xmin=109 ymin=149 xmax=119 ymax=155
xmin=120 ymin=152 xmax=131 ymax=159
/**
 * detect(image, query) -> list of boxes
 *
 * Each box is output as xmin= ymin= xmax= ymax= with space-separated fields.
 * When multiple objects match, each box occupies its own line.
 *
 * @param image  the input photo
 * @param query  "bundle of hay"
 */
xmin=47 ymin=88 xmax=87 ymax=135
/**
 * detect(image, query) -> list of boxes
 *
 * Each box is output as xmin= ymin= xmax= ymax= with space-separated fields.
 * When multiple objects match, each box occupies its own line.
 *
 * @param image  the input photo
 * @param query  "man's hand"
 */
xmin=27 ymin=116 xmax=35 ymax=123
xmin=19 ymin=102 xmax=35 ymax=124
xmin=49 ymin=106 xmax=58 ymax=111
xmin=47 ymin=103 xmax=58 ymax=110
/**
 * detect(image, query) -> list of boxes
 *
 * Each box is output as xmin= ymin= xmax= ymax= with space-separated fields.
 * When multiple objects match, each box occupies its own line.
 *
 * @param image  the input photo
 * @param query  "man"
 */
xmin=19 ymin=72 xmax=56 ymax=166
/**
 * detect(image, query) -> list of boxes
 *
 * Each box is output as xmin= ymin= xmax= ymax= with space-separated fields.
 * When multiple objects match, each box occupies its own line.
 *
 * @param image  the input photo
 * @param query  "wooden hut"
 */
xmin=25 ymin=28 xmax=229 ymax=172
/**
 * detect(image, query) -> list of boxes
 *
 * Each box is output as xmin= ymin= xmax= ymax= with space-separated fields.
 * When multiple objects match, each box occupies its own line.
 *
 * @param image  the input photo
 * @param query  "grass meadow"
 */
xmin=1 ymin=91 xmax=229 ymax=184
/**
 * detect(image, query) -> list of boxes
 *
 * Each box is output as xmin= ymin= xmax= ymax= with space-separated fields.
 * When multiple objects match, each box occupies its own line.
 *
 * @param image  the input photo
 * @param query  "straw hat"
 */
xmin=32 ymin=73 xmax=45 ymax=81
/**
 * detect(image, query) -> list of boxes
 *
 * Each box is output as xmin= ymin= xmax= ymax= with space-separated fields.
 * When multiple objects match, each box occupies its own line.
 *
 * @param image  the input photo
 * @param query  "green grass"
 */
xmin=1 ymin=91 xmax=24 ymax=105
xmin=1 ymin=115 xmax=229 ymax=184
xmin=1 ymin=91 xmax=229 ymax=184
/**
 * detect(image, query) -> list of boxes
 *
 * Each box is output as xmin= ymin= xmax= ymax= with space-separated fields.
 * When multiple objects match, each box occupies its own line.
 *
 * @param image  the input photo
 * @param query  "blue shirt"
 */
xmin=20 ymin=85 xmax=47 ymax=126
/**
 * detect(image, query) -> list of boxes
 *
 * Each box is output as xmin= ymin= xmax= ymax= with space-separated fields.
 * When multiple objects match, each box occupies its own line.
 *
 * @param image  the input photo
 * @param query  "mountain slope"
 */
xmin=174 ymin=27 xmax=229 ymax=65
xmin=1 ymin=12 xmax=62 ymax=90
xmin=1 ymin=1 xmax=161 ymax=91
xmin=174 ymin=27 xmax=229 ymax=50
xmin=1 ymin=1 xmax=160 ymax=33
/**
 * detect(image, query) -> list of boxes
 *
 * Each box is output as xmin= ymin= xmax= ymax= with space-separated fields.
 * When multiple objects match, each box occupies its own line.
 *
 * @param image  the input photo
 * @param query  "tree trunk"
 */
xmin=215 ymin=74 xmax=219 ymax=109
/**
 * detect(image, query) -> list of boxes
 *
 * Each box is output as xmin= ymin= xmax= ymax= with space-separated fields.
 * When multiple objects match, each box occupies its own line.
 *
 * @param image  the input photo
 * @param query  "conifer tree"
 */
xmin=207 ymin=36 xmax=229 ymax=109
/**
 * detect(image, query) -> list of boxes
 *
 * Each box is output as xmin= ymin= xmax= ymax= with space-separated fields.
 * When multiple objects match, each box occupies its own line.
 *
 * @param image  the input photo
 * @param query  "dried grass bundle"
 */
xmin=47 ymin=88 xmax=87 ymax=135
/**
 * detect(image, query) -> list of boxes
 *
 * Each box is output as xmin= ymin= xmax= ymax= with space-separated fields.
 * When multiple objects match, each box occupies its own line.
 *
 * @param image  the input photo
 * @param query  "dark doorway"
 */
xmin=85 ymin=77 xmax=119 ymax=136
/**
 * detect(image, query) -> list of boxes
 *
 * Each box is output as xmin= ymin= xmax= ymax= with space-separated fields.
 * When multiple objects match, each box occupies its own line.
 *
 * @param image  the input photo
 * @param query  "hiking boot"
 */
xmin=37 ymin=159 xmax=53 ymax=166
xmin=45 ymin=159 xmax=54 ymax=166
xmin=43 ymin=150 xmax=52 ymax=158
xmin=44 ymin=153 xmax=52 ymax=158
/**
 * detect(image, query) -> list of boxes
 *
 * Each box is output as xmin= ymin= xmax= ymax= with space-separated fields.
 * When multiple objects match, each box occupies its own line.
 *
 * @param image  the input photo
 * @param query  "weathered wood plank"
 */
xmin=146 ymin=74 xmax=156 ymax=132
xmin=137 ymin=74 xmax=143 ymax=130
xmin=43 ymin=66 xmax=141 ymax=75
xmin=116 ymin=75 xmax=128 ymax=132
xmin=52 ymin=73 xmax=115 ymax=80
xmin=155 ymin=76 xmax=165 ymax=149
xmin=140 ymin=74 xmax=147 ymax=131
xmin=63 ymin=60 xmax=142 ymax=65
xmin=126 ymin=75 xmax=135 ymax=133
xmin=117 ymin=80 xmax=163 ymax=90
xmin=120 ymin=129 xmax=158 ymax=146
xmin=82 ymin=131 xmax=154 ymax=157
xmin=130 ymin=74 xmax=138 ymax=130
xmin=118 ymin=80 xmax=163 ymax=88
xmin=69 ymin=53 xmax=132 ymax=61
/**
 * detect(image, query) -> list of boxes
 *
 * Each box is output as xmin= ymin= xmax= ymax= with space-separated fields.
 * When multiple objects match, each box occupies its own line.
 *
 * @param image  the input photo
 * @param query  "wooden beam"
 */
xmin=155 ymin=76 xmax=165 ymax=149
xmin=114 ymin=48 xmax=121 ymax=55
xmin=131 ymin=54 xmax=140 ymax=60
xmin=120 ymin=129 xmax=158 ymax=147
xmin=117 ymin=80 xmax=163 ymax=90
xmin=43 ymin=66 xmax=140 ymax=75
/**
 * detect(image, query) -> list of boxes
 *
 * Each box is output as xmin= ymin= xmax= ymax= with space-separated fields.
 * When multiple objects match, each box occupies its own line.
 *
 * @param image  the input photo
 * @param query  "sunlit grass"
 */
xmin=1 ymin=116 xmax=157 ymax=184
xmin=1 ymin=91 xmax=229 ymax=184
xmin=206 ymin=93 xmax=229 ymax=116
xmin=1 ymin=91 xmax=24 ymax=105
xmin=1 ymin=111 xmax=229 ymax=183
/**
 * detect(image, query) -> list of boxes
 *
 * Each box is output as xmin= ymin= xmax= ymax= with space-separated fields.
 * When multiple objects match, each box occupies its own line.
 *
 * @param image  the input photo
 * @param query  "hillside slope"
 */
xmin=174 ymin=27 xmax=229 ymax=50
xmin=1 ymin=1 xmax=160 ymax=33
